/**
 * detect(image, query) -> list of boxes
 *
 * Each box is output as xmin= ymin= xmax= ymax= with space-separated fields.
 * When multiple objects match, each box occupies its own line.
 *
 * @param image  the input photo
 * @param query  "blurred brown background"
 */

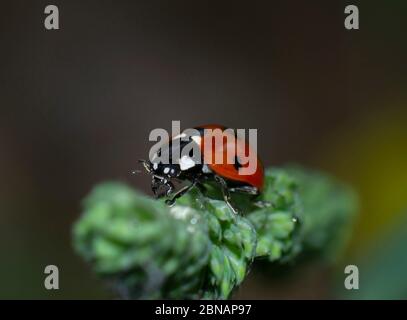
xmin=0 ymin=0 xmax=406 ymax=299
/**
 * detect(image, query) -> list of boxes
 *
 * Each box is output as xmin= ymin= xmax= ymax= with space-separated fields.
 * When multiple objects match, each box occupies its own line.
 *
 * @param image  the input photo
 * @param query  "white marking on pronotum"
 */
xmin=163 ymin=167 xmax=170 ymax=174
xmin=191 ymin=135 xmax=202 ymax=145
xmin=153 ymin=163 xmax=158 ymax=170
xmin=172 ymin=133 xmax=187 ymax=140
xmin=202 ymin=164 xmax=211 ymax=173
xmin=179 ymin=155 xmax=195 ymax=171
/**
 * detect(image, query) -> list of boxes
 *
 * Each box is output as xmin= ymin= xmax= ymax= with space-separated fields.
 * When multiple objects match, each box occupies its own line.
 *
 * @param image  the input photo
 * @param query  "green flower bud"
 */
xmin=73 ymin=166 xmax=357 ymax=299
xmin=73 ymin=182 xmax=210 ymax=299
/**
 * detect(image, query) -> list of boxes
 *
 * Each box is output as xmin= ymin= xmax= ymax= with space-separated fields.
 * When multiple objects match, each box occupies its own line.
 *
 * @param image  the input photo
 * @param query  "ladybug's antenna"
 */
xmin=138 ymin=159 xmax=152 ymax=173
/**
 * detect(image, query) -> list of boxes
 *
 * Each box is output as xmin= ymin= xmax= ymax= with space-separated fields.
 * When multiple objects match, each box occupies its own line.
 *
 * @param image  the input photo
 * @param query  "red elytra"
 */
xmin=196 ymin=124 xmax=264 ymax=191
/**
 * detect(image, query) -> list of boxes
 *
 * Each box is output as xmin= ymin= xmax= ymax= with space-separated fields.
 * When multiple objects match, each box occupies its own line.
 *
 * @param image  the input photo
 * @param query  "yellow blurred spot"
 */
xmin=315 ymin=105 xmax=407 ymax=256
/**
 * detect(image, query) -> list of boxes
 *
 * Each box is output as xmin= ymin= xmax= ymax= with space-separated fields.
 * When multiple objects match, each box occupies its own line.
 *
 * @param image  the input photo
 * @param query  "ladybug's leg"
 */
xmin=228 ymin=186 xmax=259 ymax=195
xmin=165 ymin=180 xmax=197 ymax=206
xmin=229 ymin=186 xmax=274 ymax=209
xmin=253 ymin=200 xmax=274 ymax=209
xmin=195 ymin=182 xmax=207 ymax=194
xmin=214 ymin=175 xmax=239 ymax=215
xmin=152 ymin=177 xmax=174 ymax=199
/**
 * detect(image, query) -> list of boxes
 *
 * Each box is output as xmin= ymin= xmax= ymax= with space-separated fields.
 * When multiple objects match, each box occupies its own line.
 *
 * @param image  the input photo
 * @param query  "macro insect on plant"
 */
xmin=73 ymin=123 xmax=358 ymax=299
xmin=140 ymin=124 xmax=266 ymax=214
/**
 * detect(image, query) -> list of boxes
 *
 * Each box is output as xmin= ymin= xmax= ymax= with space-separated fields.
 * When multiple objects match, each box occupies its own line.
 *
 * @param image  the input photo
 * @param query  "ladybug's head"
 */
xmin=139 ymin=159 xmax=181 ymax=197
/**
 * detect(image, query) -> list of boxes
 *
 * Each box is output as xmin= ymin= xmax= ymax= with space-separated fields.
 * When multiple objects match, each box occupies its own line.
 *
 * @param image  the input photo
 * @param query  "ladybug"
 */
xmin=140 ymin=124 xmax=264 ymax=214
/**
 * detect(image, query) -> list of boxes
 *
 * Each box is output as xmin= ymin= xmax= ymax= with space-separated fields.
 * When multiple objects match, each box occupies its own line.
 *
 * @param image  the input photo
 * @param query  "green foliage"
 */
xmin=286 ymin=166 xmax=358 ymax=261
xmin=175 ymin=189 xmax=258 ymax=299
xmin=73 ymin=166 xmax=357 ymax=299
xmin=73 ymin=183 xmax=210 ymax=299
xmin=247 ymin=168 xmax=303 ymax=262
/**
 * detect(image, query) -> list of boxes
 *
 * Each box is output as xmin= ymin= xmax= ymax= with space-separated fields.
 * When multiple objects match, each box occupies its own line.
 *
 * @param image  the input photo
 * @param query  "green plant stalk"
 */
xmin=73 ymin=166 xmax=357 ymax=299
